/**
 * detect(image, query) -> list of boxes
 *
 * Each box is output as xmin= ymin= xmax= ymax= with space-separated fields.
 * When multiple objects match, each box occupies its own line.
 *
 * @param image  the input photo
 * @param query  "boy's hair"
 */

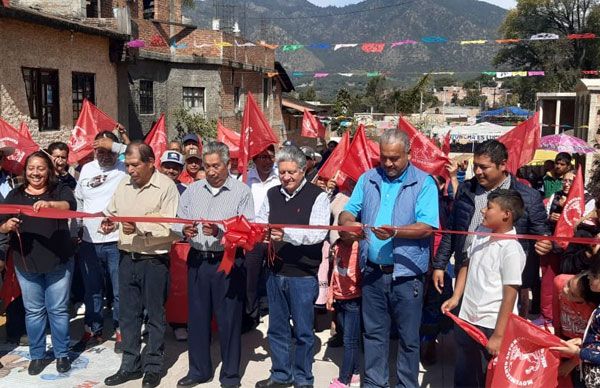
xmin=578 ymin=273 xmax=600 ymax=306
xmin=555 ymin=152 xmax=572 ymax=165
xmin=487 ymin=189 xmax=525 ymax=222
xmin=47 ymin=141 xmax=69 ymax=155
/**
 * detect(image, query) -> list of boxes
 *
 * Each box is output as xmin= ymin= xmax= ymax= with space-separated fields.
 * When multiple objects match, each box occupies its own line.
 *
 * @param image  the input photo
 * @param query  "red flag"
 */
xmin=497 ymin=113 xmax=540 ymax=174
xmin=441 ymin=131 xmax=451 ymax=155
xmin=68 ymin=99 xmax=118 ymax=165
xmin=553 ymin=165 xmax=584 ymax=249
xmin=239 ymin=92 xmax=279 ymax=182
xmin=1 ymin=0 xmax=9 ymax=7
xmin=217 ymin=121 xmax=240 ymax=159
xmin=398 ymin=117 xmax=449 ymax=178
xmin=0 ymin=117 xmax=40 ymax=174
xmin=444 ymin=312 xmax=489 ymax=346
xmin=317 ymin=130 xmax=351 ymax=180
xmin=0 ymin=256 xmax=21 ymax=308
xmin=339 ymin=124 xmax=380 ymax=182
xmin=18 ymin=122 xmax=33 ymax=141
xmin=144 ymin=113 xmax=167 ymax=168
xmin=488 ymin=314 xmax=563 ymax=388
xmin=301 ymin=109 xmax=326 ymax=138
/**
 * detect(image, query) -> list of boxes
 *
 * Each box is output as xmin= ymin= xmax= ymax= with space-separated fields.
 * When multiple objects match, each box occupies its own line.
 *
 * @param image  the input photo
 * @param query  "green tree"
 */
xmin=461 ymin=89 xmax=487 ymax=107
xmin=386 ymin=74 xmax=437 ymax=114
xmin=433 ymin=75 xmax=459 ymax=90
xmin=299 ymin=87 xmax=317 ymax=101
xmin=494 ymin=0 xmax=600 ymax=107
xmin=463 ymin=74 xmax=498 ymax=90
xmin=173 ymin=108 xmax=217 ymax=141
xmin=332 ymin=88 xmax=356 ymax=117
xmin=362 ymin=76 xmax=389 ymax=112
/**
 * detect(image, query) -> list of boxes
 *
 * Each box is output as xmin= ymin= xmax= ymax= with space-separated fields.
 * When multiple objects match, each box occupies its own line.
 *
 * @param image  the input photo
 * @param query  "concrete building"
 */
xmin=536 ymin=92 xmax=576 ymax=136
xmin=574 ymin=79 xmax=600 ymax=178
xmin=121 ymin=0 xmax=288 ymax=140
xmin=0 ymin=2 xmax=128 ymax=146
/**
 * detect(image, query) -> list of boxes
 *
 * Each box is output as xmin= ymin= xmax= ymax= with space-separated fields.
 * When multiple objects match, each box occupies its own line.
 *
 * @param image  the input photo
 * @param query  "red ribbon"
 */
xmin=219 ymin=216 xmax=266 ymax=274
xmin=2 ymin=205 xmax=600 ymax=245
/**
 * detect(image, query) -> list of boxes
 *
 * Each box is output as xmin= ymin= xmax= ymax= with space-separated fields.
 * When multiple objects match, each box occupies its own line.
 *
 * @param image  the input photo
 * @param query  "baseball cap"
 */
xmin=300 ymin=146 xmax=322 ymax=163
xmin=185 ymin=147 xmax=202 ymax=162
xmin=182 ymin=133 xmax=200 ymax=144
xmin=160 ymin=150 xmax=184 ymax=166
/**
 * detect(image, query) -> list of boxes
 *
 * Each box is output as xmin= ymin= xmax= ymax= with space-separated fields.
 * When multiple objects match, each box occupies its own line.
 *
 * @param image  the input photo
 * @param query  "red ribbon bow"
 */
xmin=219 ymin=216 xmax=266 ymax=274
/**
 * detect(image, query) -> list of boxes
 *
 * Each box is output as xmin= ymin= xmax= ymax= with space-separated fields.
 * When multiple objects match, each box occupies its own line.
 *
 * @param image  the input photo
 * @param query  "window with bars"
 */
xmin=72 ymin=72 xmax=95 ymax=123
xmin=182 ymin=87 xmax=205 ymax=111
xmin=234 ymin=86 xmax=241 ymax=111
xmin=263 ymin=78 xmax=270 ymax=108
xmin=22 ymin=67 xmax=60 ymax=131
xmin=139 ymin=80 xmax=154 ymax=114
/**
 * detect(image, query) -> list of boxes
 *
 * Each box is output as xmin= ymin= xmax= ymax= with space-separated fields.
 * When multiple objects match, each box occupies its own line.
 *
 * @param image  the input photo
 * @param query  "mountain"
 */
xmin=186 ymin=0 xmax=507 ymax=94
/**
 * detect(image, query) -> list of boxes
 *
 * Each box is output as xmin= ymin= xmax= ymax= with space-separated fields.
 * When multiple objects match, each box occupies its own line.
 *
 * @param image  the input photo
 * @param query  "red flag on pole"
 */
xmin=68 ymin=99 xmax=118 ymax=165
xmin=238 ymin=92 xmax=279 ymax=182
xmin=217 ymin=121 xmax=240 ymax=159
xmin=497 ymin=113 xmax=540 ymax=174
xmin=301 ymin=109 xmax=326 ymax=138
xmin=398 ymin=117 xmax=449 ymax=178
xmin=0 ymin=117 xmax=40 ymax=175
xmin=317 ymin=130 xmax=351 ymax=180
xmin=441 ymin=131 xmax=451 ymax=155
xmin=339 ymin=124 xmax=380 ymax=182
xmin=144 ymin=113 xmax=167 ymax=168
xmin=488 ymin=314 xmax=564 ymax=388
xmin=553 ymin=165 xmax=584 ymax=249
xmin=18 ymin=122 xmax=33 ymax=141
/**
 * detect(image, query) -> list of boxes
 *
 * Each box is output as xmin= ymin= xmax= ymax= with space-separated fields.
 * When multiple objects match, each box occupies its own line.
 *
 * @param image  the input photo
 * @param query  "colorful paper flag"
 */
xmin=361 ymin=43 xmax=385 ymax=53
xmin=333 ymin=44 xmax=358 ymax=51
xmin=282 ymin=44 xmax=304 ymax=51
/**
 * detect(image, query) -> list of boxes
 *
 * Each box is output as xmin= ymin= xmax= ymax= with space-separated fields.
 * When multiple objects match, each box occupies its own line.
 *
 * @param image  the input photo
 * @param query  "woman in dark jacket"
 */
xmin=0 ymin=151 xmax=76 ymax=375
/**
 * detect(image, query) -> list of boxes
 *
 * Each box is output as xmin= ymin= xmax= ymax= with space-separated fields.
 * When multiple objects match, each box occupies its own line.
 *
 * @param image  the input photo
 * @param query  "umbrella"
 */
xmin=539 ymin=134 xmax=596 ymax=154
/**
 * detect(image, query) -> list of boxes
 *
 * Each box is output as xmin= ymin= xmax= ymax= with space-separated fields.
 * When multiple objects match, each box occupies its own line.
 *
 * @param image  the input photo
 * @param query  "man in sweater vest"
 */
xmin=255 ymin=146 xmax=331 ymax=388
xmin=339 ymin=128 xmax=440 ymax=388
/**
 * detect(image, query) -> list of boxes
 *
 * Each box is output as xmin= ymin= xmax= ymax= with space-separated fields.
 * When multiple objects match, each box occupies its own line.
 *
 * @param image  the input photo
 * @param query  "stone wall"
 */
xmin=0 ymin=17 xmax=120 ymax=148
xmin=13 ymin=0 xmax=85 ymax=18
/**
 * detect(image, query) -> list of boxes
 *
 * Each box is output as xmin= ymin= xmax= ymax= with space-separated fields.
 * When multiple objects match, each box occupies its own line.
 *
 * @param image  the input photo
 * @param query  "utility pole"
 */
xmin=419 ymin=91 xmax=424 ymax=122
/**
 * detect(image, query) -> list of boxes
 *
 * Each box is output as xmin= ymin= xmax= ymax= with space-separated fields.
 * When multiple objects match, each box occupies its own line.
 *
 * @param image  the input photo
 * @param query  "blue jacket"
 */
xmin=359 ymin=164 xmax=433 ymax=278
xmin=433 ymin=175 xmax=550 ymax=270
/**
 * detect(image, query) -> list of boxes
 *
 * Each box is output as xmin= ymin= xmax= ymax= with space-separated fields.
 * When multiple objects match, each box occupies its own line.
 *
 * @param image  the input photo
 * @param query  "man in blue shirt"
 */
xmin=339 ymin=128 xmax=439 ymax=388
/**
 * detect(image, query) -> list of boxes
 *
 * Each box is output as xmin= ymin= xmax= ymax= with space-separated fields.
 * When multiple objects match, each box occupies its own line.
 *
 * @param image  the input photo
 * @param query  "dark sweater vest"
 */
xmin=267 ymin=182 xmax=324 ymax=277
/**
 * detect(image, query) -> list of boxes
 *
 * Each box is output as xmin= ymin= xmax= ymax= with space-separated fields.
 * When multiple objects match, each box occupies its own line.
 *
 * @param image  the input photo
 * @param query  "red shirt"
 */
xmin=327 ymin=240 xmax=361 ymax=302
xmin=553 ymin=274 xmax=595 ymax=339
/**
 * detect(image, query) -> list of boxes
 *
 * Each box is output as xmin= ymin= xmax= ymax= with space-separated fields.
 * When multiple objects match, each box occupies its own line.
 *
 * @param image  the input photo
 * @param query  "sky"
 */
xmin=307 ymin=0 xmax=517 ymax=9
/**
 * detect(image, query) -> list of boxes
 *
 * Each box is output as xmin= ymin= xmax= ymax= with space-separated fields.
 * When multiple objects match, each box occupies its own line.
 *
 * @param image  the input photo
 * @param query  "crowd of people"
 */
xmin=1 ymin=125 xmax=600 ymax=388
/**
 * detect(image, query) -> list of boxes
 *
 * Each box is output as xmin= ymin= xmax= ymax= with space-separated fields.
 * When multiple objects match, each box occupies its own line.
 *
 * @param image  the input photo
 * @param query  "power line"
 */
xmin=246 ymin=0 xmax=416 ymax=20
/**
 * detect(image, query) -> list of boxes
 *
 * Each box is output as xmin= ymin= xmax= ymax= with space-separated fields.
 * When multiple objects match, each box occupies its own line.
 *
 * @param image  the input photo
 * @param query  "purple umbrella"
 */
xmin=539 ymin=134 xmax=596 ymax=154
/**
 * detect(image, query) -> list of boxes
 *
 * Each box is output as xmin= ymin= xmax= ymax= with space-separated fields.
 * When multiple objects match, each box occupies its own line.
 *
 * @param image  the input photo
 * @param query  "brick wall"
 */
xmin=0 ymin=18 xmax=119 ymax=148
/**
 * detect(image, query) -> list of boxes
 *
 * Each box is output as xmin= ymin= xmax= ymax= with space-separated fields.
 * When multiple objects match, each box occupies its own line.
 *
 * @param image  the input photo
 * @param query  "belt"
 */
xmin=189 ymin=248 xmax=224 ymax=261
xmin=119 ymin=250 xmax=167 ymax=261
xmin=366 ymin=260 xmax=394 ymax=274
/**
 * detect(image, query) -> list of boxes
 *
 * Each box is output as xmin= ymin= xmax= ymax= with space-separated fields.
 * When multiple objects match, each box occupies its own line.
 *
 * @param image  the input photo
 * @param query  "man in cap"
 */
xmin=179 ymin=148 xmax=205 ymax=184
xmin=300 ymin=146 xmax=322 ymax=183
xmin=182 ymin=134 xmax=201 ymax=155
xmin=159 ymin=151 xmax=187 ymax=194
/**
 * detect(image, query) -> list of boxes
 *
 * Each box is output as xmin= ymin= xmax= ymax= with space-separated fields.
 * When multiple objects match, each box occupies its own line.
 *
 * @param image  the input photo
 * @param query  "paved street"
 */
xmin=0 ymin=311 xmax=455 ymax=387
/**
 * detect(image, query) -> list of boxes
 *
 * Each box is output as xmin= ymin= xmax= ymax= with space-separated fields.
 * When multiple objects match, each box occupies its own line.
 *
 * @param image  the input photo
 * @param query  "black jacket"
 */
xmin=433 ymin=174 xmax=551 ymax=270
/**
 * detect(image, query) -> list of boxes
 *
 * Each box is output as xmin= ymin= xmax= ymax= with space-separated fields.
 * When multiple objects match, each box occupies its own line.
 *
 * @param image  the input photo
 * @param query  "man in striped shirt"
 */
xmin=174 ymin=141 xmax=254 ymax=388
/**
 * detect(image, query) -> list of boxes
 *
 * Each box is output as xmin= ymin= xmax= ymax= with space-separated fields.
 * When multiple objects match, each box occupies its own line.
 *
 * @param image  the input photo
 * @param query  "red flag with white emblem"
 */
xmin=239 ymin=92 xmax=279 ymax=182
xmin=68 ymin=99 xmax=118 ymax=165
xmin=0 ymin=117 xmax=40 ymax=174
xmin=144 ymin=113 xmax=167 ymax=168
xmin=553 ymin=165 xmax=584 ymax=249
xmin=301 ymin=109 xmax=326 ymax=138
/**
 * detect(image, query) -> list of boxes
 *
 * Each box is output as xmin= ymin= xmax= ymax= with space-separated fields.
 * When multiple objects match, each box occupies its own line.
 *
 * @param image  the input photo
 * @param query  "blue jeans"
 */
xmin=362 ymin=266 xmax=424 ymax=388
xmin=335 ymin=298 xmax=361 ymax=385
xmin=266 ymin=273 xmax=318 ymax=385
xmin=79 ymin=241 xmax=120 ymax=334
xmin=15 ymin=259 xmax=74 ymax=360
